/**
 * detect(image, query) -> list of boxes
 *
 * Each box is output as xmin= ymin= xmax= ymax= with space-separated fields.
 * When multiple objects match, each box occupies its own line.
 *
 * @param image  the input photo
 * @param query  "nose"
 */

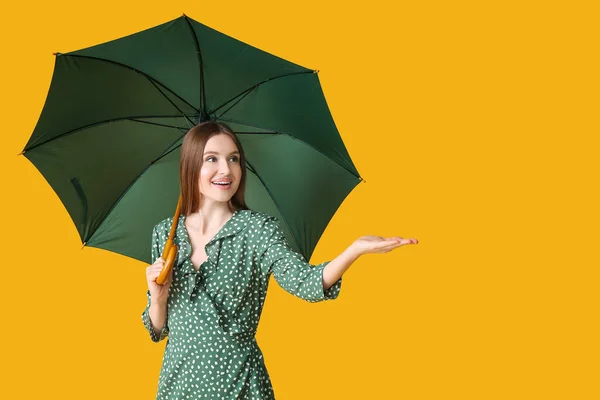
xmin=218 ymin=158 xmax=231 ymax=174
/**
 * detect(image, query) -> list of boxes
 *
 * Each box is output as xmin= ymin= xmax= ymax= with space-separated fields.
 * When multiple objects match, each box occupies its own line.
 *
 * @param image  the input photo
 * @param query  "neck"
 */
xmin=186 ymin=202 xmax=234 ymax=236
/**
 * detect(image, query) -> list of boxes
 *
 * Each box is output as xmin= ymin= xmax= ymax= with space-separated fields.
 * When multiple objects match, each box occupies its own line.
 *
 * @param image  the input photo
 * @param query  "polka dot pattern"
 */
xmin=141 ymin=209 xmax=342 ymax=399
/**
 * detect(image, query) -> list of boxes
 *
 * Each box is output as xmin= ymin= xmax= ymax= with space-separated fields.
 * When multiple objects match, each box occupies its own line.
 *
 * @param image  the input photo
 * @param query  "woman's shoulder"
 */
xmin=241 ymin=208 xmax=278 ymax=226
xmin=152 ymin=215 xmax=179 ymax=235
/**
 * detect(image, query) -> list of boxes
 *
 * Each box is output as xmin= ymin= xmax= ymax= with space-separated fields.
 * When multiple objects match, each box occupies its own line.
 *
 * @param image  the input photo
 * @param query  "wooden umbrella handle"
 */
xmin=156 ymin=242 xmax=177 ymax=285
xmin=155 ymin=195 xmax=182 ymax=286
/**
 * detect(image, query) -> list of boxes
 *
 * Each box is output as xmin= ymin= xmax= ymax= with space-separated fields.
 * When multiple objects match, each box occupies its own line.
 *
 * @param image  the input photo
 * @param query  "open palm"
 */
xmin=352 ymin=235 xmax=418 ymax=255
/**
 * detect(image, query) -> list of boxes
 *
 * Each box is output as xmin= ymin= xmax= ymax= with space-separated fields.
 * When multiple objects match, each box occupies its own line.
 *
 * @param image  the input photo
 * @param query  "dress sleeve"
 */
xmin=259 ymin=216 xmax=342 ymax=303
xmin=141 ymin=224 xmax=169 ymax=342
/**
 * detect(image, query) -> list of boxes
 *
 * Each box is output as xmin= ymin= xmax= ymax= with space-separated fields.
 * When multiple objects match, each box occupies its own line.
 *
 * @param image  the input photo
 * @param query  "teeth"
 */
xmin=213 ymin=182 xmax=230 ymax=185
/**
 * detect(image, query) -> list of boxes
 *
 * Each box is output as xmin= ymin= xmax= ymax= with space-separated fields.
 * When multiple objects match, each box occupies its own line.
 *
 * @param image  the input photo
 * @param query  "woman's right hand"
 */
xmin=146 ymin=257 xmax=173 ymax=304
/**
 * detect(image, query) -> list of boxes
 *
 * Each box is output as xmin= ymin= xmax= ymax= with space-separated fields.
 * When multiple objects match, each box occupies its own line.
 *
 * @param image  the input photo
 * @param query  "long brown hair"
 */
xmin=179 ymin=121 xmax=249 ymax=216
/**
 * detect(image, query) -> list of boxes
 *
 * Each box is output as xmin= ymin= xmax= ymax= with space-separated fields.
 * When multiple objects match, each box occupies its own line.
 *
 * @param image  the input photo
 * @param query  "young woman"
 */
xmin=142 ymin=121 xmax=418 ymax=399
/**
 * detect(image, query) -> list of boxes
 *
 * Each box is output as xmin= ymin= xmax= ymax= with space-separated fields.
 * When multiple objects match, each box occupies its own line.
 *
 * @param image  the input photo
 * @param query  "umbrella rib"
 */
xmin=183 ymin=15 xmax=207 ymax=114
xmin=62 ymin=54 xmax=200 ymax=114
xmin=128 ymin=118 xmax=190 ymax=131
xmin=214 ymin=88 xmax=256 ymax=121
xmin=245 ymin=159 xmax=305 ymax=258
xmin=209 ymin=70 xmax=314 ymax=116
xmin=24 ymin=115 xmax=189 ymax=152
xmin=144 ymin=77 xmax=196 ymax=127
xmin=217 ymin=117 xmax=361 ymax=180
xmin=149 ymin=142 xmax=182 ymax=165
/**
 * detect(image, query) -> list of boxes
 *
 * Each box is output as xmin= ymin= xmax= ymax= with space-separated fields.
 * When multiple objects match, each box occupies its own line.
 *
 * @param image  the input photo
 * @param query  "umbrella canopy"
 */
xmin=22 ymin=15 xmax=361 ymax=264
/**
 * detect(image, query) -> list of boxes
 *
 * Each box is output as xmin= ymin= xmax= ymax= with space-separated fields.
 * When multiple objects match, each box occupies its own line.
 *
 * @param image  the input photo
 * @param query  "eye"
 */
xmin=229 ymin=155 xmax=240 ymax=162
xmin=205 ymin=156 xmax=216 ymax=162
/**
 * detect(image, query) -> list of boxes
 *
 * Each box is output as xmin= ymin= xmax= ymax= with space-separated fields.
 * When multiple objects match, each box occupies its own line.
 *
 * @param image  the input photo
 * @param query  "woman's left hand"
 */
xmin=351 ymin=235 xmax=419 ymax=256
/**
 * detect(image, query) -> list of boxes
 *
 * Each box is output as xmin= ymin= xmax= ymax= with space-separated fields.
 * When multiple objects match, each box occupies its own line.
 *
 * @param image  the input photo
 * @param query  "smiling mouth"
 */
xmin=212 ymin=181 xmax=232 ymax=189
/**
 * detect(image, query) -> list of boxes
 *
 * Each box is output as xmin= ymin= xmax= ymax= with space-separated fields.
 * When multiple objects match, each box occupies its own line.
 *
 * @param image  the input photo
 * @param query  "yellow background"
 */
xmin=1 ymin=0 xmax=598 ymax=398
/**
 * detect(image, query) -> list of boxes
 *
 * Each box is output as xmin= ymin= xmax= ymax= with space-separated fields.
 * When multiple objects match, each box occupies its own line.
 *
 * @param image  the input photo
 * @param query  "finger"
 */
xmin=381 ymin=243 xmax=405 ymax=252
xmin=400 ymin=238 xmax=418 ymax=245
xmin=380 ymin=238 xmax=416 ymax=250
xmin=369 ymin=240 xmax=402 ymax=252
xmin=380 ymin=238 xmax=404 ymax=246
xmin=148 ymin=265 xmax=164 ymax=276
xmin=148 ymin=264 xmax=167 ymax=277
xmin=389 ymin=238 xmax=418 ymax=248
xmin=146 ymin=271 xmax=160 ymax=282
xmin=147 ymin=265 xmax=164 ymax=276
xmin=389 ymin=237 xmax=418 ymax=245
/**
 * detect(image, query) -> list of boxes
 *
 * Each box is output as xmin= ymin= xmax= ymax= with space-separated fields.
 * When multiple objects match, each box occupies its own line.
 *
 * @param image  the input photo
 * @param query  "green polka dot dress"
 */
xmin=141 ymin=209 xmax=343 ymax=399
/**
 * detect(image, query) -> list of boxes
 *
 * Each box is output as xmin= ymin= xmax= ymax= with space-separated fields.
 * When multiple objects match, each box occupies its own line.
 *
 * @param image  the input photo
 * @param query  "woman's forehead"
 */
xmin=204 ymin=134 xmax=239 ymax=153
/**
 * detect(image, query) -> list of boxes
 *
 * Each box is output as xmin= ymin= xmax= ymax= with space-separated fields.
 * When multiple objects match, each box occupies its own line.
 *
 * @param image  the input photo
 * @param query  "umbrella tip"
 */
xmin=81 ymin=241 xmax=87 ymax=250
xmin=53 ymin=52 xmax=62 ymax=57
xmin=18 ymin=150 xmax=25 ymax=156
xmin=313 ymin=69 xmax=319 ymax=74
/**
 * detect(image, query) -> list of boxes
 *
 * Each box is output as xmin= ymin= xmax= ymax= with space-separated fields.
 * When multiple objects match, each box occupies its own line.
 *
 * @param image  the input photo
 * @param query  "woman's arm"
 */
xmin=147 ymin=256 xmax=170 ymax=338
xmin=322 ymin=236 xmax=419 ymax=290
xmin=141 ymin=224 xmax=172 ymax=342
xmin=149 ymin=299 xmax=168 ymax=338
xmin=322 ymin=247 xmax=360 ymax=291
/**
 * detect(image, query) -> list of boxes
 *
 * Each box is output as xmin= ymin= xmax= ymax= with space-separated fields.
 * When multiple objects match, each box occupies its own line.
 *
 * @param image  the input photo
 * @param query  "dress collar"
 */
xmin=172 ymin=209 xmax=251 ymax=274
xmin=176 ymin=209 xmax=250 ymax=246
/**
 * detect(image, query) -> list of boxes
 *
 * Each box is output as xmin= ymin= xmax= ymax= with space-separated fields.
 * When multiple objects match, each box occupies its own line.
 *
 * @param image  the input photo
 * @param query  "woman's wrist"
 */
xmin=150 ymin=295 xmax=168 ymax=307
xmin=346 ymin=243 xmax=363 ymax=260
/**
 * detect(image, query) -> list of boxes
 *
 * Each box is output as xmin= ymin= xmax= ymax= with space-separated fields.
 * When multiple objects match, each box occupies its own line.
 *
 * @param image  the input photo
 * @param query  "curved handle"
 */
xmin=154 ymin=194 xmax=182 ymax=286
xmin=157 ymin=242 xmax=178 ymax=285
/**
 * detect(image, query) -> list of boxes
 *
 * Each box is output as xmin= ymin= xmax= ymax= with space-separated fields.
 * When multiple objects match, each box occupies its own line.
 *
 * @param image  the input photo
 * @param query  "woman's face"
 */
xmin=198 ymin=134 xmax=242 ymax=206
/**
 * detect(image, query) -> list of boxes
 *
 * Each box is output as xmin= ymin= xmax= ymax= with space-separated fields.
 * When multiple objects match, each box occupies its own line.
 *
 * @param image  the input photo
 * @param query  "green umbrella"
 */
xmin=22 ymin=14 xmax=362 ymax=265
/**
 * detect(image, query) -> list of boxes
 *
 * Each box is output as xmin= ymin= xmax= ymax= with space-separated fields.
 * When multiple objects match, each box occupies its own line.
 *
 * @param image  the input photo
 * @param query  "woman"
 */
xmin=142 ymin=121 xmax=418 ymax=399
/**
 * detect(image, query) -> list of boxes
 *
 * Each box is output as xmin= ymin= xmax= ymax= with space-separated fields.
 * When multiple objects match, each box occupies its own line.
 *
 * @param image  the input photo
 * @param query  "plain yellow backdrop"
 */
xmin=1 ymin=0 xmax=598 ymax=399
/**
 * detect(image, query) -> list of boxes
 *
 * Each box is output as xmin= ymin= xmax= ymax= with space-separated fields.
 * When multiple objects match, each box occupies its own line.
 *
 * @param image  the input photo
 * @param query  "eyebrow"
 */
xmin=203 ymin=151 xmax=240 ymax=156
